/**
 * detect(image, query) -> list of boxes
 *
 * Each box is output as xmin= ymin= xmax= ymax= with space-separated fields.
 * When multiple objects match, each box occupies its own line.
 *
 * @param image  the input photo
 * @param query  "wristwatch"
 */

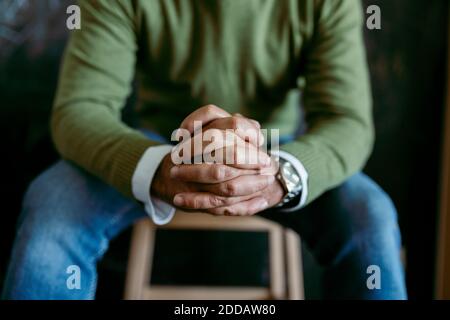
xmin=274 ymin=157 xmax=303 ymax=208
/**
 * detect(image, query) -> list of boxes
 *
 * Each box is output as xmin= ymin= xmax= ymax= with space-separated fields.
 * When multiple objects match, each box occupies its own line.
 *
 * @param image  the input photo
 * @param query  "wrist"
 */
xmin=150 ymin=154 xmax=172 ymax=202
xmin=273 ymin=178 xmax=286 ymax=207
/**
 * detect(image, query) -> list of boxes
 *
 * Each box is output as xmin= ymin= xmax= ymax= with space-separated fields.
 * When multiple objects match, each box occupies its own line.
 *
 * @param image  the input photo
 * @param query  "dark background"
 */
xmin=0 ymin=0 xmax=448 ymax=299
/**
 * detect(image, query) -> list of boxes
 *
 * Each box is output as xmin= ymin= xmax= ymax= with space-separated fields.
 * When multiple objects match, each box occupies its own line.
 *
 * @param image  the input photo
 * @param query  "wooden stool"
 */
xmin=124 ymin=211 xmax=304 ymax=300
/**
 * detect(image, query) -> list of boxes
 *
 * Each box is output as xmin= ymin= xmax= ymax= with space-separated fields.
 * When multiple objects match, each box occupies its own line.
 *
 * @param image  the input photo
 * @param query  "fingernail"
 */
xmin=173 ymin=195 xmax=184 ymax=206
xmin=267 ymin=175 xmax=275 ymax=184
xmin=170 ymin=166 xmax=179 ymax=177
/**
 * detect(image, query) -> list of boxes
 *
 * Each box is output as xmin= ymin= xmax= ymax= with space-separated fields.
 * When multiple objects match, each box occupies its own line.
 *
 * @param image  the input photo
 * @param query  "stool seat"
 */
xmin=125 ymin=210 xmax=304 ymax=300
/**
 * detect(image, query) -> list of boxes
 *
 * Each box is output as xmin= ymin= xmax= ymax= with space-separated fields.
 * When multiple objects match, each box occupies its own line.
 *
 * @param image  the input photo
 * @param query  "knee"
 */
xmin=17 ymin=160 xmax=127 ymax=256
xmin=339 ymin=174 xmax=400 ymax=239
xmin=11 ymin=178 xmax=78 ymax=280
xmin=18 ymin=161 xmax=93 ymax=246
xmin=20 ymin=171 xmax=71 ymax=237
xmin=23 ymin=161 xmax=79 ymax=211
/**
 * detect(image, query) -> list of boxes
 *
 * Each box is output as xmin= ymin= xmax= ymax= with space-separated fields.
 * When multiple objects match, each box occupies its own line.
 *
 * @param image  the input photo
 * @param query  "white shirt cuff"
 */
xmin=271 ymin=150 xmax=309 ymax=212
xmin=132 ymin=145 xmax=175 ymax=225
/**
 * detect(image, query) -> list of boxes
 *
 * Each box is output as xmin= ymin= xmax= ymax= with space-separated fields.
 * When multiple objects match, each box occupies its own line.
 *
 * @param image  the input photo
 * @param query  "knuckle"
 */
xmin=182 ymin=197 xmax=193 ymax=208
xmin=223 ymin=166 xmax=235 ymax=179
xmin=193 ymin=197 xmax=206 ymax=209
xmin=212 ymin=165 xmax=231 ymax=181
xmin=183 ymin=196 xmax=203 ymax=209
xmin=230 ymin=116 xmax=241 ymax=128
xmin=222 ymin=181 xmax=238 ymax=196
xmin=212 ymin=166 xmax=225 ymax=181
xmin=224 ymin=208 xmax=236 ymax=216
xmin=210 ymin=196 xmax=225 ymax=207
xmin=206 ymin=128 xmax=223 ymax=139
xmin=185 ymin=197 xmax=197 ymax=208
xmin=204 ymin=104 xmax=218 ymax=115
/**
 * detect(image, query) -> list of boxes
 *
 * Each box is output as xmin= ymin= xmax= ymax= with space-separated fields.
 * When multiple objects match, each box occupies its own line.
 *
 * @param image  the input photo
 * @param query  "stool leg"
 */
xmin=269 ymin=225 xmax=286 ymax=299
xmin=124 ymin=219 xmax=155 ymax=300
xmin=285 ymin=229 xmax=305 ymax=300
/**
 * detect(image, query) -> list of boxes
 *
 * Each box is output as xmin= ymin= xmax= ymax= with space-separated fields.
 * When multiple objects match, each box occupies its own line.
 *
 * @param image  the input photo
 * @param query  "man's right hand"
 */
xmin=151 ymin=153 xmax=274 ymax=212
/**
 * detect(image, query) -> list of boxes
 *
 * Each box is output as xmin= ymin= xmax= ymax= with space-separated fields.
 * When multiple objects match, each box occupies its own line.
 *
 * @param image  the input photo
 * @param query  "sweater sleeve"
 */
xmin=51 ymin=0 xmax=158 ymax=198
xmin=280 ymin=0 xmax=374 ymax=205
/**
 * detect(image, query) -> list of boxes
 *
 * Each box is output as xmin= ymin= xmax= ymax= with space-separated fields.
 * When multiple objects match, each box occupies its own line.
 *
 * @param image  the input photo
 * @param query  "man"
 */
xmin=3 ymin=0 xmax=407 ymax=299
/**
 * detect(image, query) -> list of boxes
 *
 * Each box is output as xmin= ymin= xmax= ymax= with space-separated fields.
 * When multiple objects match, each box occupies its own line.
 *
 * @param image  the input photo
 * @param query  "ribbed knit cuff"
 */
xmin=110 ymin=131 xmax=160 ymax=198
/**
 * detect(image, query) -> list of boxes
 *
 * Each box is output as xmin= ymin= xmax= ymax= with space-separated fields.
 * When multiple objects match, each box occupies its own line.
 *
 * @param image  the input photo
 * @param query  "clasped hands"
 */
xmin=151 ymin=105 xmax=285 ymax=216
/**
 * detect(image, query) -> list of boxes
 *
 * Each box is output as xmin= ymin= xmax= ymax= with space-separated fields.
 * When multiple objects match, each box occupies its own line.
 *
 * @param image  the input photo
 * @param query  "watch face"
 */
xmin=281 ymin=161 xmax=301 ymax=192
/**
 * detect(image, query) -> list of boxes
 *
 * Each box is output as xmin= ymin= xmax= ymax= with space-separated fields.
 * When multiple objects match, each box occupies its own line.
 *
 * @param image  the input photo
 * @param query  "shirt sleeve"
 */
xmin=132 ymin=145 xmax=176 ymax=225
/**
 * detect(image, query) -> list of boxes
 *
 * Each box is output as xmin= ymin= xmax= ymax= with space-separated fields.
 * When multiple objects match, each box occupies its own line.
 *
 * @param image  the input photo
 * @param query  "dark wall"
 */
xmin=362 ymin=0 xmax=448 ymax=299
xmin=0 ymin=0 xmax=448 ymax=299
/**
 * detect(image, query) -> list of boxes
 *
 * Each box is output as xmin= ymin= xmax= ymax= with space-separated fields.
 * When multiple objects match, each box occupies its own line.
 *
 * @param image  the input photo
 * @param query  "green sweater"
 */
xmin=52 ymin=0 xmax=373 ymax=205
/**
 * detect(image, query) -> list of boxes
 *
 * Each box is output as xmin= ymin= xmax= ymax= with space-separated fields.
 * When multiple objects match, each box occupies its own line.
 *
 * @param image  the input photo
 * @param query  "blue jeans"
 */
xmin=2 ymin=154 xmax=407 ymax=300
